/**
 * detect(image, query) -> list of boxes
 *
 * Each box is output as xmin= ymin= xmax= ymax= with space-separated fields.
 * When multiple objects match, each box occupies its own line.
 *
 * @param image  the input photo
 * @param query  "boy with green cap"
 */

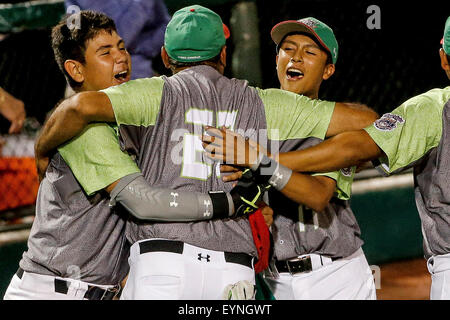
xmin=34 ymin=5 xmax=377 ymax=299
xmin=210 ymin=15 xmax=450 ymax=300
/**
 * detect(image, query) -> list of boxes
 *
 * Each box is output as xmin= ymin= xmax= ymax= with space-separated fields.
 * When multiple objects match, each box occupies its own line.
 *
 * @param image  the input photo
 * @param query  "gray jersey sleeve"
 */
xmin=109 ymin=173 xmax=233 ymax=221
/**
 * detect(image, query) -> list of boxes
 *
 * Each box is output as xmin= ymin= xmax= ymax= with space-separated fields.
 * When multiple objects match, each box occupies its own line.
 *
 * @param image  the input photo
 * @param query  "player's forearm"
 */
xmin=279 ymin=130 xmax=382 ymax=173
xmin=326 ymin=102 xmax=379 ymax=137
xmin=35 ymin=91 xmax=114 ymax=158
xmin=279 ymin=173 xmax=335 ymax=212
xmin=35 ymin=94 xmax=87 ymax=158
xmin=110 ymin=174 xmax=233 ymax=221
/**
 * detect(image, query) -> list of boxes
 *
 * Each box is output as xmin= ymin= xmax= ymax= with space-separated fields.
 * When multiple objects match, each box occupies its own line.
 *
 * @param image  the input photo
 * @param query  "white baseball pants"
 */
xmin=3 ymin=269 xmax=119 ymax=300
xmin=427 ymin=253 xmax=450 ymax=300
xmin=263 ymin=248 xmax=377 ymax=300
xmin=121 ymin=239 xmax=256 ymax=300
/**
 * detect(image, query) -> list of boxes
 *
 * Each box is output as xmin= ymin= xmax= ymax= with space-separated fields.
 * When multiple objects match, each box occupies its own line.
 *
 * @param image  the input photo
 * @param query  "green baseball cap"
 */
xmin=442 ymin=16 xmax=450 ymax=55
xmin=271 ymin=17 xmax=339 ymax=64
xmin=164 ymin=5 xmax=225 ymax=63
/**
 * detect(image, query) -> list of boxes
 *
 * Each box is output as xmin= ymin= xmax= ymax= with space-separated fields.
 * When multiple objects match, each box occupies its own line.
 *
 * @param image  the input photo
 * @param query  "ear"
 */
xmin=161 ymin=46 xmax=171 ymax=69
xmin=219 ymin=45 xmax=227 ymax=68
xmin=64 ymin=60 xmax=84 ymax=84
xmin=439 ymin=48 xmax=450 ymax=71
xmin=275 ymin=54 xmax=279 ymax=69
xmin=322 ymin=63 xmax=335 ymax=80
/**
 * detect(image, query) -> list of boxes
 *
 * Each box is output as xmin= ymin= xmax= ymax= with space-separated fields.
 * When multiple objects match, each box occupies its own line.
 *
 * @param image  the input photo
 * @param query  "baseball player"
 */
xmin=3 ymin=10 xmax=259 ymax=300
xmin=211 ymin=17 xmax=377 ymax=300
xmin=212 ymin=16 xmax=450 ymax=300
xmin=34 ymin=5 xmax=378 ymax=300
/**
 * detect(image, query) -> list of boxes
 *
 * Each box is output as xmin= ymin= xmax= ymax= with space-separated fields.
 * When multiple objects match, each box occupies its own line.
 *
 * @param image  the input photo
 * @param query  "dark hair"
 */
xmin=51 ymin=10 xmax=117 ymax=89
xmin=277 ymin=32 xmax=333 ymax=65
xmin=167 ymin=51 xmax=223 ymax=71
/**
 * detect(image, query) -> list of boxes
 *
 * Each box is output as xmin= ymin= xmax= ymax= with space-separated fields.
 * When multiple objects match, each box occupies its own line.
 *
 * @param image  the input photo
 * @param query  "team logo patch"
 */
xmin=301 ymin=18 xmax=318 ymax=29
xmin=340 ymin=167 xmax=353 ymax=177
xmin=373 ymin=113 xmax=405 ymax=131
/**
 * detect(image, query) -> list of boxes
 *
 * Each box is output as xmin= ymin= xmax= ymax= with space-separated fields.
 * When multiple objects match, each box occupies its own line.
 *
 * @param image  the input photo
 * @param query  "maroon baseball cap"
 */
xmin=271 ymin=17 xmax=338 ymax=64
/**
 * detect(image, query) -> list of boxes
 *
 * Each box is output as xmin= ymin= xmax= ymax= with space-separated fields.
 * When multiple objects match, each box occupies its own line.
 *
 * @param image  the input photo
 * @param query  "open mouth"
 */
xmin=286 ymin=68 xmax=304 ymax=79
xmin=114 ymin=70 xmax=129 ymax=82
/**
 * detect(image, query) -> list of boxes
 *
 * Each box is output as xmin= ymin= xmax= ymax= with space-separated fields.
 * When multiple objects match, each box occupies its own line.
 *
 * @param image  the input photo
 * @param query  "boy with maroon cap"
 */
xmin=215 ymin=17 xmax=377 ymax=300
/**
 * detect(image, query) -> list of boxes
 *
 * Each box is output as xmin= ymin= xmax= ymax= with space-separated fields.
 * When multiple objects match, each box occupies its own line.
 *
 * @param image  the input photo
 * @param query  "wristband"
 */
xmin=252 ymin=154 xmax=292 ymax=191
xmin=209 ymin=191 xmax=232 ymax=219
xmin=250 ymin=153 xmax=264 ymax=171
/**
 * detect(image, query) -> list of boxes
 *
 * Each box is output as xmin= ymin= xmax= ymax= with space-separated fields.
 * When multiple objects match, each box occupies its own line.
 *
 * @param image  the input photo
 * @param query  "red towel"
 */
xmin=248 ymin=207 xmax=271 ymax=274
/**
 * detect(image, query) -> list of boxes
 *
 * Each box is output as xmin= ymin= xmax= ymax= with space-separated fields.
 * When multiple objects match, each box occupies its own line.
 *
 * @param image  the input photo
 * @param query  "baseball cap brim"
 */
xmin=223 ymin=23 xmax=230 ymax=39
xmin=271 ymin=20 xmax=331 ymax=55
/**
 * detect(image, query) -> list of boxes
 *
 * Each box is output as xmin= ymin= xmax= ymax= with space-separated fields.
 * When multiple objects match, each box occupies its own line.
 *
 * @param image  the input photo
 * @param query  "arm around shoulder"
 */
xmin=326 ymin=102 xmax=379 ymax=137
xmin=35 ymin=91 xmax=114 ymax=160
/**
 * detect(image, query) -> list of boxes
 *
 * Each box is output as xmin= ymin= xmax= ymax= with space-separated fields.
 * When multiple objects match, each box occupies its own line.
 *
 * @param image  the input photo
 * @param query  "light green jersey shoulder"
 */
xmin=58 ymin=123 xmax=140 ymax=195
xmin=365 ymin=86 xmax=450 ymax=173
xmin=254 ymin=88 xmax=335 ymax=140
xmin=312 ymin=167 xmax=356 ymax=200
xmin=101 ymin=77 xmax=165 ymax=127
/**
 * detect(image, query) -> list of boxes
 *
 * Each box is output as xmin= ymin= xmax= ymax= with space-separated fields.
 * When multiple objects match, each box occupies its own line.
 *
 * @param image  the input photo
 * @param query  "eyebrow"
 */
xmin=281 ymin=39 xmax=298 ymax=47
xmin=303 ymin=43 xmax=321 ymax=50
xmin=281 ymin=39 xmax=320 ymax=50
xmin=95 ymin=39 xmax=125 ymax=53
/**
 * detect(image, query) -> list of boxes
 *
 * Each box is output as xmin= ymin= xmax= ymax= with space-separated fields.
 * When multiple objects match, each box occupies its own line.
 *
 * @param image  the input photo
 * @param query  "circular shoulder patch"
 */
xmin=340 ymin=167 xmax=353 ymax=177
xmin=373 ymin=113 xmax=405 ymax=131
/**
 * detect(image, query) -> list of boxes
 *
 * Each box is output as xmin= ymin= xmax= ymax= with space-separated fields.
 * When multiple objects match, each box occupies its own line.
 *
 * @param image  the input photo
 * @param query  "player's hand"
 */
xmin=220 ymin=164 xmax=243 ymax=182
xmin=222 ymin=280 xmax=255 ymax=300
xmin=36 ymin=155 xmax=50 ymax=182
xmin=0 ymin=90 xmax=26 ymax=134
xmin=260 ymin=205 xmax=274 ymax=227
xmin=201 ymin=126 xmax=262 ymax=168
xmin=230 ymin=169 xmax=270 ymax=217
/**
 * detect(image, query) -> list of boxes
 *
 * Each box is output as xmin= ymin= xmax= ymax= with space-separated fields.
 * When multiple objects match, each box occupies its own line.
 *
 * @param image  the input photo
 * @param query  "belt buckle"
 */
xmin=100 ymin=284 xmax=121 ymax=300
xmin=286 ymin=255 xmax=312 ymax=275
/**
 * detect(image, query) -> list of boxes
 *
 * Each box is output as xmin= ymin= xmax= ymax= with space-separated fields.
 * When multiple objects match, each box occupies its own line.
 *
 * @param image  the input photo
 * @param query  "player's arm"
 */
xmin=35 ymin=91 xmax=113 ymax=160
xmin=105 ymin=173 xmax=236 ymax=222
xmin=325 ymin=102 xmax=379 ymax=137
xmin=203 ymin=127 xmax=337 ymax=212
xmin=278 ymin=130 xmax=382 ymax=173
xmin=106 ymin=173 xmax=267 ymax=220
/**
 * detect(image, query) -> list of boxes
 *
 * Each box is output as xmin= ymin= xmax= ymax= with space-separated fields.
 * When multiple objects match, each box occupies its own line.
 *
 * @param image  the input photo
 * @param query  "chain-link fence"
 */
xmin=0 ymin=26 xmax=66 ymax=225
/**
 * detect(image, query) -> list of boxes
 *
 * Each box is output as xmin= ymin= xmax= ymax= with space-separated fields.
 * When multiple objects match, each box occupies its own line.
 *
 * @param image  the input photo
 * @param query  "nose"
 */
xmin=290 ymin=56 xmax=302 ymax=63
xmin=113 ymin=48 xmax=128 ymax=64
xmin=290 ymin=49 xmax=302 ymax=63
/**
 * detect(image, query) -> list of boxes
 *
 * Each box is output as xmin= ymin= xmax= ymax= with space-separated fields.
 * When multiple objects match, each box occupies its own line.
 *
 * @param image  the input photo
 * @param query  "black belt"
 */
xmin=139 ymin=239 xmax=254 ymax=269
xmin=16 ymin=267 xmax=120 ymax=300
xmin=273 ymin=255 xmax=338 ymax=275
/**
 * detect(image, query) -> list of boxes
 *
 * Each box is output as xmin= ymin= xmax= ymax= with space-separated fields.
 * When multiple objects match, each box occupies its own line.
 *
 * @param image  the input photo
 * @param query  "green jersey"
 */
xmin=365 ymin=86 xmax=450 ymax=258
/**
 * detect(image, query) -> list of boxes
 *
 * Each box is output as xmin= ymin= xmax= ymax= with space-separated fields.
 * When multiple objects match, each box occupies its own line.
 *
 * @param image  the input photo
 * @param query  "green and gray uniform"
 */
xmin=100 ymin=65 xmax=337 ymax=256
xmin=365 ymin=87 xmax=450 ymax=259
xmin=20 ymin=124 xmax=140 ymax=284
xmin=269 ymin=135 xmax=360 ymax=260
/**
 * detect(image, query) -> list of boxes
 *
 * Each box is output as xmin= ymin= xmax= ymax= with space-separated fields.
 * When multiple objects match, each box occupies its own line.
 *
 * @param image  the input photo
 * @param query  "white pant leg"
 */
xmin=121 ymin=239 xmax=255 ymax=300
xmin=265 ymin=249 xmax=376 ymax=300
xmin=121 ymin=243 xmax=185 ymax=300
xmin=3 ymin=271 xmax=101 ymax=300
xmin=427 ymin=253 xmax=450 ymax=300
